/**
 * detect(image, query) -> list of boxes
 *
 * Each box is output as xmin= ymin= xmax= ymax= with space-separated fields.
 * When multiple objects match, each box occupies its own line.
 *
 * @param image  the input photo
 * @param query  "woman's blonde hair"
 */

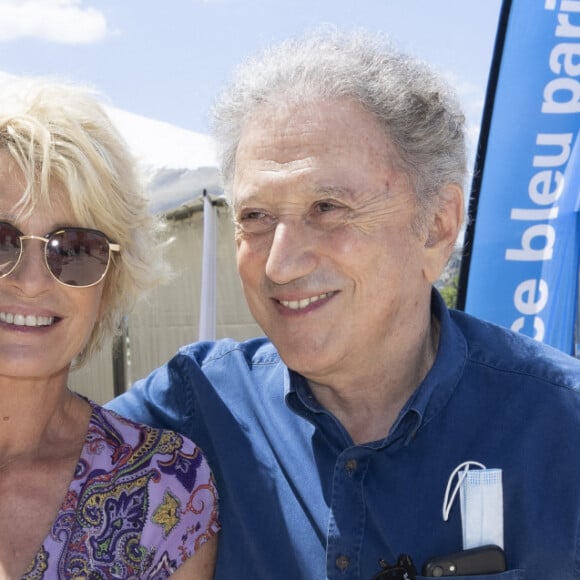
xmin=0 ymin=76 xmax=168 ymax=366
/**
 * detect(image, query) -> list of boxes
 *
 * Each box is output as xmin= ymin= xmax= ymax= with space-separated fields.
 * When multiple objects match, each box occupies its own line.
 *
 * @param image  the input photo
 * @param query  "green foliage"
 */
xmin=440 ymin=275 xmax=459 ymax=309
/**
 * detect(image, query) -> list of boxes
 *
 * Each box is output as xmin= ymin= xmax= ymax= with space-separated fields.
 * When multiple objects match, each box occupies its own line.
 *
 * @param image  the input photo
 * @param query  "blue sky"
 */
xmin=0 ymin=0 xmax=503 ymax=146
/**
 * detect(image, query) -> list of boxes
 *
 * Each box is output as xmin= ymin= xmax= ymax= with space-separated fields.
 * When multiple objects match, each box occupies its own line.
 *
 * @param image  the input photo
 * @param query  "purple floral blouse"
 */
xmin=22 ymin=401 xmax=219 ymax=578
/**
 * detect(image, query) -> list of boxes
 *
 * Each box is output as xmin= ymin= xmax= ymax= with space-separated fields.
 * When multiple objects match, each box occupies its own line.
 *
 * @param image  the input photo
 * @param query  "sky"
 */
xmin=0 ymin=0 xmax=504 ymax=154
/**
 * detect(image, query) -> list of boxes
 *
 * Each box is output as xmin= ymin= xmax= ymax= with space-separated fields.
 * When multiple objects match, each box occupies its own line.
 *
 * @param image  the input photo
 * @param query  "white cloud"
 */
xmin=0 ymin=0 xmax=108 ymax=44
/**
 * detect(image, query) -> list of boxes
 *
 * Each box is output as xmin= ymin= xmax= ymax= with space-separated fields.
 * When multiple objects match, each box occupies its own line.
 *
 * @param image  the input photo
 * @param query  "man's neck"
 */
xmin=306 ymin=316 xmax=440 ymax=445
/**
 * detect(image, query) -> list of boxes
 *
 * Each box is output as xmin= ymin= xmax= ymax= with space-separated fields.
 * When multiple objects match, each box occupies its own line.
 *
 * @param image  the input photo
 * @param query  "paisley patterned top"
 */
xmin=22 ymin=401 xmax=219 ymax=579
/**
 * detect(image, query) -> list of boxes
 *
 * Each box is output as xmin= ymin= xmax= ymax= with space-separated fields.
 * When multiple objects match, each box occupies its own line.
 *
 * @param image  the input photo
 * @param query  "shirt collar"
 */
xmin=391 ymin=290 xmax=468 ymax=441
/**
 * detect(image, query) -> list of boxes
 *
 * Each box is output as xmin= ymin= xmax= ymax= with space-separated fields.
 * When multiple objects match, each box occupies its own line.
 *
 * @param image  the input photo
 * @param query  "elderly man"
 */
xmin=108 ymin=29 xmax=580 ymax=579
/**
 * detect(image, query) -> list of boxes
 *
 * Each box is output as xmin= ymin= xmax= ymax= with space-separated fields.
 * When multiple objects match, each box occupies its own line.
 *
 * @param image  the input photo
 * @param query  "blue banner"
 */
xmin=459 ymin=0 xmax=580 ymax=355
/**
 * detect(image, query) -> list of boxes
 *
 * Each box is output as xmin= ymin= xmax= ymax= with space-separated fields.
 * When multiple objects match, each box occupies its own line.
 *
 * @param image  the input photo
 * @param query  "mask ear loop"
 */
xmin=442 ymin=461 xmax=486 ymax=521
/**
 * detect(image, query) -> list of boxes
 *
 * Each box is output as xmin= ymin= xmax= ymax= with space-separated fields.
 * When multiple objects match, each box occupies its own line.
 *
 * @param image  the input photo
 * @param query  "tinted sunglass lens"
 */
xmin=47 ymin=229 xmax=110 ymax=286
xmin=0 ymin=223 xmax=22 ymax=277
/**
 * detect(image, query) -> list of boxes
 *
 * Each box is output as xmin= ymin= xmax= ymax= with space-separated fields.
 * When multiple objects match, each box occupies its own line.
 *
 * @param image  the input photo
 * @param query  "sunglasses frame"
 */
xmin=0 ymin=222 xmax=120 ymax=288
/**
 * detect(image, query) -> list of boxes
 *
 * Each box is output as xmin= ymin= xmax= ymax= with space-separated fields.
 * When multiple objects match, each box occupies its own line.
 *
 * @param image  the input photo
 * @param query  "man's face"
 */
xmin=232 ymin=99 xmax=440 ymax=385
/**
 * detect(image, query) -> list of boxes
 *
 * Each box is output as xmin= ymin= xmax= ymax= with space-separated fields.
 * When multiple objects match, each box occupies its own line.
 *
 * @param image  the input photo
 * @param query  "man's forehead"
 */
xmin=235 ymin=100 xmax=402 ymax=168
xmin=238 ymin=97 xmax=385 ymax=141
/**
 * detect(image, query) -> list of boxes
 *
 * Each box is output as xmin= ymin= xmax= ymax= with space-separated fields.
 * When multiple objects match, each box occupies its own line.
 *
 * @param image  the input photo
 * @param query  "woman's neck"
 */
xmin=0 ymin=377 xmax=90 ymax=462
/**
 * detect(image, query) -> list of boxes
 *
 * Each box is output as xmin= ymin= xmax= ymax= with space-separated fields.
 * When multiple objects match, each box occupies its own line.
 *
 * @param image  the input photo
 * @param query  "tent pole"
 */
xmin=198 ymin=189 xmax=217 ymax=340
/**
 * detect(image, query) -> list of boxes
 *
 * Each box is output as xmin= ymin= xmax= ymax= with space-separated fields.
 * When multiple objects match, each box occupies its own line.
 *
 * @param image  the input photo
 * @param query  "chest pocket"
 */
xmin=417 ymin=570 xmax=524 ymax=579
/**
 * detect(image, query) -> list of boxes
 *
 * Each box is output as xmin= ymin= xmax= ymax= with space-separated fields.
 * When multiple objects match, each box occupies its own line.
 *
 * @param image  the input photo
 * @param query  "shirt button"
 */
xmin=335 ymin=555 xmax=350 ymax=571
xmin=345 ymin=458 xmax=358 ymax=474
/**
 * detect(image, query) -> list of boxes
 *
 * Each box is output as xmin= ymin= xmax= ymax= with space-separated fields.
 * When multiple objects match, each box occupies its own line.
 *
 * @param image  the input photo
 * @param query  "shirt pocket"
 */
xmin=416 ymin=569 xmax=526 ymax=580
xmin=417 ymin=571 xmax=525 ymax=580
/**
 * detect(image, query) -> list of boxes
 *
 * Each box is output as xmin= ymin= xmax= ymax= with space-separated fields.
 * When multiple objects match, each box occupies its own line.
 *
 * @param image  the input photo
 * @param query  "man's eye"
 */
xmin=241 ymin=210 xmax=268 ymax=221
xmin=314 ymin=200 xmax=342 ymax=213
xmin=236 ymin=210 xmax=276 ymax=233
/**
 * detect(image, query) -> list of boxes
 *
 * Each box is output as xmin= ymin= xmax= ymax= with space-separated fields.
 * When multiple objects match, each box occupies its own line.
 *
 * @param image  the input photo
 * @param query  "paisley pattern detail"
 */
xmin=21 ymin=401 xmax=219 ymax=579
xmin=152 ymin=490 xmax=181 ymax=538
xmin=22 ymin=547 xmax=48 ymax=579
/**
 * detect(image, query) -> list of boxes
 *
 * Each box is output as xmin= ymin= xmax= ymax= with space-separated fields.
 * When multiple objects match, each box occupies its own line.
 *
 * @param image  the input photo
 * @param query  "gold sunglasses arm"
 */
xmin=18 ymin=234 xmax=120 ymax=253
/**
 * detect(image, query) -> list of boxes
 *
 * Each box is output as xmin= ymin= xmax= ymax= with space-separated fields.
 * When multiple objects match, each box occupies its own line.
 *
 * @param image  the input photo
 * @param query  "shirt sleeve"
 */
xmin=140 ymin=431 xmax=220 ymax=576
xmin=106 ymin=352 xmax=197 ymax=437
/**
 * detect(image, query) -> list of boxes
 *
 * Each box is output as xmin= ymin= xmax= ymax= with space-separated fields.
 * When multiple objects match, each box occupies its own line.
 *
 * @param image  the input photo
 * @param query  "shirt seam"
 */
xmin=189 ymin=345 xmax=280 ymax=368
xmin=465 ymin=356 xmax=579 ymax=395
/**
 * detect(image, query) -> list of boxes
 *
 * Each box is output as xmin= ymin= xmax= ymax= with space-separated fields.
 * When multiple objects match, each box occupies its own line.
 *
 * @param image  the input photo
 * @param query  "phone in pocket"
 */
xmin=422 ymin=544 xmax=506 ymax=576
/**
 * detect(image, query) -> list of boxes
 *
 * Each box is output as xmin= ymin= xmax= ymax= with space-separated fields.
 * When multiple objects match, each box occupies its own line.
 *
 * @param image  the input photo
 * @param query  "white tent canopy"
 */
xmin=105 ymin=106 xmax=225 ymax=213
xmin=75 ymin=108 xmax=259 ymax=401
xmin=106 ymin=106 xmax=226 ymax=346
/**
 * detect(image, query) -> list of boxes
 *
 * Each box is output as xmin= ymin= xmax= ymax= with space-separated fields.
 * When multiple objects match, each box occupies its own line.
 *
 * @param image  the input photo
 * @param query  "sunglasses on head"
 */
xmin=0 ymin=221 xmax=120 ymax=288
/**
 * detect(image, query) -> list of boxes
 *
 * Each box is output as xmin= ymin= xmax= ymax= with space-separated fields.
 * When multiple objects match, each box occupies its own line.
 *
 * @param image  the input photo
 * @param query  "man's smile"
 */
xmin=277 ymin=291 xmax=336 ymax=310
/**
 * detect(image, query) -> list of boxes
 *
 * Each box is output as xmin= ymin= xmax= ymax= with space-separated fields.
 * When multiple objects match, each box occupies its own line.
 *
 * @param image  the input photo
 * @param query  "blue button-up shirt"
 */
xmin=107 ymin=293 xmax=580 ymax=579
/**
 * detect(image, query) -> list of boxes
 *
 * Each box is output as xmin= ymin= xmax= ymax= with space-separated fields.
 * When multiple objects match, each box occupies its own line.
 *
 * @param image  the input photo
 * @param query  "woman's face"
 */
xmin=0 ymin=150 xmax=105 ymax=382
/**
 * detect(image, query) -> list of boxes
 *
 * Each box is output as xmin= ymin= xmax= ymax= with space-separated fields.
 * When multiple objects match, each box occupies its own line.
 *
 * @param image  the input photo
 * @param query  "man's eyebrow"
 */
xmin=231 ymin=197 xmax=254 ymax=213
xmin=314 ymin=185 xmax=356 ymax=198
xmin=231 ymin=184 xmax=360 ymax=213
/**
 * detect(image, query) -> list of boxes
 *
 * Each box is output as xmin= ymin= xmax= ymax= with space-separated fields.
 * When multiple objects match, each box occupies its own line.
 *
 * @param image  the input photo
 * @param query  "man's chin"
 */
xmin=273 ymin=339 xmax=334 ymax=376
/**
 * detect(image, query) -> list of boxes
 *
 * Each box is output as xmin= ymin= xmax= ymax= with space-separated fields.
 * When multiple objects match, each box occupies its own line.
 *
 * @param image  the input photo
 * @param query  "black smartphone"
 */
xmin=422 ymin=544 xmax=506 ymax=577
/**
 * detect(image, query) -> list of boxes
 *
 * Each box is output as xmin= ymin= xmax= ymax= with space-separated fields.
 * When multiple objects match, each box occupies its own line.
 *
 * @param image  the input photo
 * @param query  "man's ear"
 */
xmin=422 ymin=183 xmax=464 ymax=283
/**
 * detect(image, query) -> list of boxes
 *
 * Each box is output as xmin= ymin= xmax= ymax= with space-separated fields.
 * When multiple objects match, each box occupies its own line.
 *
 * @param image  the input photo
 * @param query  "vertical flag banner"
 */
xmin=458 ymin=0 xmax=580 ymax=355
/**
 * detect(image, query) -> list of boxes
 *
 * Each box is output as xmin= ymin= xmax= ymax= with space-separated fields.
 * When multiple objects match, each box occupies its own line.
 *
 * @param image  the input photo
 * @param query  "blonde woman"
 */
xmin=0 ymin=78 xmax=219 ymax=579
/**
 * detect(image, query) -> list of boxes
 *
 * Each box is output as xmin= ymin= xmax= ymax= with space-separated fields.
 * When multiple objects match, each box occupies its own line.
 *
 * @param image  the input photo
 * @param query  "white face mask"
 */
xmin=443 ymin=461 xmax=504 ymax=550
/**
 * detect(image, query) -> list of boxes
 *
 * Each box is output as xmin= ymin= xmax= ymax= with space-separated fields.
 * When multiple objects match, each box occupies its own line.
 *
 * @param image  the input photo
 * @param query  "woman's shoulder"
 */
xmin=76 ymin=400 xmax=219 ymax=572
xmin=85 ymin=400 xmax=216 ymax=488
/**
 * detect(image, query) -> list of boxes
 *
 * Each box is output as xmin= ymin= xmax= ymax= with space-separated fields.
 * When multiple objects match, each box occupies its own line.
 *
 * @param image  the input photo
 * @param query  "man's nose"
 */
xmin=265 ymin=220 xmax=318 ymax=285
